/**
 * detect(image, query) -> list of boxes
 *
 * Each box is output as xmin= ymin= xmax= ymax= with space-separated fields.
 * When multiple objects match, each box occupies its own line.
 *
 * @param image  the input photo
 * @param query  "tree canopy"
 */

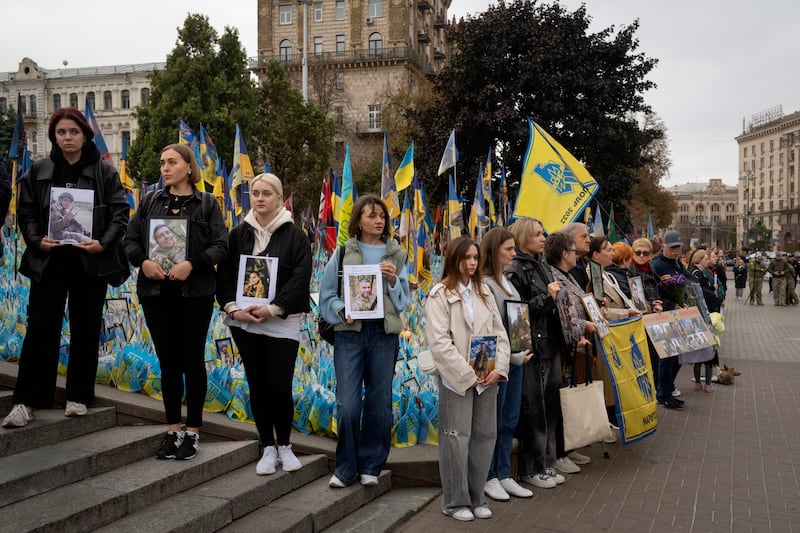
xmin=401 ymin=0 xmax=664 ymax=231
xmin=129 ymin=14 xmax=258 ymax=184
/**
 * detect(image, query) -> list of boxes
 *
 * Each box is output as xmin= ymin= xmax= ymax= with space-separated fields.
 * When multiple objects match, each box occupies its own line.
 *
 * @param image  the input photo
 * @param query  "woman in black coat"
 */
xmin=733 ymin=257 xmax=747 ymax=300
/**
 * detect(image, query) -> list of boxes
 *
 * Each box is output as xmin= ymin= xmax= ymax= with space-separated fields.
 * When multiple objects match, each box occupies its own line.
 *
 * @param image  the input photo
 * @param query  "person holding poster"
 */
xmin=319 ymin=194 xmax=410 ymax=489
xmin=4 ymin=108 xmax=128 ymax=429
xmin=125 ymin=144 xmax=227 ymax=460
xmin=479 ymin=228 xmax=534 ymax=501
xmin=688 ymin=250 xmax=720 ymax=393
xmin=426 ymin=237 xmax=510 ymax=521
xmin=217 ymin=173 xmax=312 ymax=475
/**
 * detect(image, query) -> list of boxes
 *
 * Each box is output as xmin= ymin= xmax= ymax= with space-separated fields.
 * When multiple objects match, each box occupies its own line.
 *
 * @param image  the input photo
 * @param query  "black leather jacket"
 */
xmin=506 ymin=251 xmax=564 ymax=359
xmin=17 ymin=155 xmax=129 ymax=283
xmin=216 ymin=219 xmax=312 ymax=316
xmin=125 ymin=186 xmax=228 ymax=297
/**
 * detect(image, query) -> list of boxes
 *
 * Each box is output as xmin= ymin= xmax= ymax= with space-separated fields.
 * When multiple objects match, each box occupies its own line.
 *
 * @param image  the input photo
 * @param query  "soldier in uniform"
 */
xmin=351 ymin=276 xmax=377 ymax=312
xmin=747 ymin=254 xmax=766 ymax=305
xmin=767 ymin=253 xmax=790 ymax=306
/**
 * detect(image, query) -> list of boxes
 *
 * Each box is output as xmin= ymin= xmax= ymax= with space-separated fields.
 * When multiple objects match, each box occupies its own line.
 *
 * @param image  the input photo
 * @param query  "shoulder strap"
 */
xmin=336 ymin=246 xmax=345 ymax=298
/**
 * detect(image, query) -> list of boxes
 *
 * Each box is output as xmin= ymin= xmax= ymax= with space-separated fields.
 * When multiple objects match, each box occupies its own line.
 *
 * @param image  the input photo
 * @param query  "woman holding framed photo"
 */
xmin=426 ymin=236 xmax=510 ymax=521
xmin=217 ymin=173 xmax=312 ymax=475
xmin=125 ymin=143 xmax=227 ymax=460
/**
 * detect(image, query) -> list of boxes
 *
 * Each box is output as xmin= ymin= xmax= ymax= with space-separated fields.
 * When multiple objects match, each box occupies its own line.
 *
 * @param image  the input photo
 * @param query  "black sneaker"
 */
xmin=175 ymin=432 xmax=199 ymax=460
xmin=659 ymin=398 xmax=683 ymax=410
xmin=672 ymin=397 xmax=685 ymax=405
xmin=156 ymin=431 xmax=183 ymax=460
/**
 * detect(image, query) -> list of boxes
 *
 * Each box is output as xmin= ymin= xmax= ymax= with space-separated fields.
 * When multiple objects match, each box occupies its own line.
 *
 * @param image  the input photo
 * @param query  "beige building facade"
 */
xmin=251 ymin=0 xmax=450 ymax=167
xmin=0 ymin=57 xmax=163 ymax=168
xmin=735 ymin=106 xmax=800 ymax=253
xmin=670 ymin=178 xmax=738 ymax=251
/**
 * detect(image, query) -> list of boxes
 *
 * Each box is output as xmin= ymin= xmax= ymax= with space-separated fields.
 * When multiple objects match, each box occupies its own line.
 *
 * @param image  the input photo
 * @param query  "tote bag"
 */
xmin=560 ymin=348 xmax=612 ymax=450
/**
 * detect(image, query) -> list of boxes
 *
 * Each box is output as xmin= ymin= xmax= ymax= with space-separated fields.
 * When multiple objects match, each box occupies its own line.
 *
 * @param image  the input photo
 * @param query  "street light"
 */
xmin=297 ymin=0 xmax=312 ymax=103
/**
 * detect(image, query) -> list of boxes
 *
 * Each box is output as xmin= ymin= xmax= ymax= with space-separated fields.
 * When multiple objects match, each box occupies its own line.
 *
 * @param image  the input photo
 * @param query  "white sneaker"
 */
xmin=473 ymin=506 xmax=492 ymax=519
xmin=522 ymin=473 xmax=557 ymax=489
xmin=278 ymin=444 xmax=302 ymax=472
xmin=443 ymin=508 xmax=474 ymax=522
xmin=329 ymin=474 xmax=347 ymax=488
xmin=2 ymin=404 xmax=33 ymax=428
xmin=359 ymin=474 xmax=379 ymax=486
xmin=672 ymin=389 xmax=682 ymax=397
xmin=545 ymin=468 xmax=566 ymax=484
xmin=567 ymin=450 xmax=591 ymax=465
xmin=256 ymin=446 xmax=278 ymax=475
xmin=484 ymin=478 xmax=510 ymax=501
xmin=499 ymin=477 xmax=533 ymax=498
xmin=603 ymin=427 xmax=618 ymax=444
xmin=64 ymin=401 xmax=88 ymax=417
xmin=555 ymin=457 xmax=581 ymax=474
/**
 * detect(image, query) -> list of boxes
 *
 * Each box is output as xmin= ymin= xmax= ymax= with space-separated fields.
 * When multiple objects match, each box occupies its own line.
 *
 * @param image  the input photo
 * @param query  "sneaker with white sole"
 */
xmin=484 ymin=478 xmax=510 ymax=501
xmin=256 ymin=446 xmax=278 ymax=475
xmin=64 ymin=401 xmax=88 ymax=417
xmin=278 ymin=444 xmax=302 ymax=472
xmin=500 ymin=477 xmax=533 ymax=498
xmin=545 ymin=468 xmax=566 ymax=484
xmin=672 ymin=389 xmax=682 ymax=397
xmin=2 ymin=404 xmax=34 ymax=428
xmin=555 ymin=457 xmax=581 ymax=474
xmin=522 ymin=473 xmax=557 ymax=489
xmin=473 ymin=506 xmax=492 ymax=519
xmin=329 ymin=474 xmax=347 ymax=488
xmin=443 ymin=507 xmax=474 ymax=522
xmin=174 ymin=431 xmax=199 ymax=460
xmin=360 ymin=474 xmax=379 ymax=486
xmin=155 ymin=431 xmax=183 ymax=460
xmin=567 ymin=450 xmax=591 ymax=465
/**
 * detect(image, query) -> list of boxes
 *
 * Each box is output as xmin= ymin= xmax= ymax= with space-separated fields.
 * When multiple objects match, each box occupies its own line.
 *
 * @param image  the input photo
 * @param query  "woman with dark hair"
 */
xmin=479 ymin=227 xmax=533 ymax=502
xmin=319 ymin=194 xmax=410 ymax=488
xmin=3 ymin=108 xmax=129 ymax=428
xmin=426 ymin=236 xmax=510 ymax=521
xmin=125 ymin=143 xmax=228 ymax=460
xmin=217 ymin=173 xmax=312 ymax=475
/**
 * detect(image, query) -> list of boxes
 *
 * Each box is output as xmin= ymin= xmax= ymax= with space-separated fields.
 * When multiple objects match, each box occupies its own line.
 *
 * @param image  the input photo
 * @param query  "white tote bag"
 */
xmin=560 ymin=380 xmax=613 ymax=450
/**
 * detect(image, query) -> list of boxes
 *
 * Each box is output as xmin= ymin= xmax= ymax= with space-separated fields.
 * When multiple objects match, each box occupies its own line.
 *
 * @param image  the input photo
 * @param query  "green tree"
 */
xmin=251 ymin=60 xmax=336 ymax=217
xmin=0 ymin=107 xmax=19 ymax=158
xmin=747 ymin=222 xmax=770 ymax=252
xmin=400 ymin=0 xmax=661 ymax=228
xmin=129 ymin=13 xmax=258 ymax=184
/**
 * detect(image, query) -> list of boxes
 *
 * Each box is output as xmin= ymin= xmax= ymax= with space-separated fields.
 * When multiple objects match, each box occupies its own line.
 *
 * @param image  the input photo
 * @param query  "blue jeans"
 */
xmin=657 ymin=356 xmax=679 ymax=402
xmin=488 ymin=362 xmax=522 ymax=480
xmin=333 ymin=321 xmax=398 ymax=485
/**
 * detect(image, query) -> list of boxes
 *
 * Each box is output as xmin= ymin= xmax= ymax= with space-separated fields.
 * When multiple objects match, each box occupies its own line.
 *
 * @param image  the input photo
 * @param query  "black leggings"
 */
xmin=141 ymin=294 xmax=213 ymax=428
xmin=230 ymin=328 xmax=299 ymax=446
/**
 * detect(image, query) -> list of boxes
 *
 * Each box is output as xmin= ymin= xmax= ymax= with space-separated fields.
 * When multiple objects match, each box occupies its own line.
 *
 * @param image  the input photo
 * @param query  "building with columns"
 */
xmin=251 ymin=0 xmax=451 ymax=167
xmin=735 ymin=106 xmax=800 ymax=253
xmin=669 ymin=178 xmax=738 ymax=251
xmin=0 ymin=57 xmax=164 ymax=167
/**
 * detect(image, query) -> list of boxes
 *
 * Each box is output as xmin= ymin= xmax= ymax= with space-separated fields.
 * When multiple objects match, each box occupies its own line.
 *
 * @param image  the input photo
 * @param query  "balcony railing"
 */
xmin=249 ymin=45 xmax=426 ymax=71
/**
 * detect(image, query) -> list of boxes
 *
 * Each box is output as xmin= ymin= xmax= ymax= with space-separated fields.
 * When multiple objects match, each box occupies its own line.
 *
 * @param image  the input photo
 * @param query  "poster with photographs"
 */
xmin=236 ymin=255 xmax=278 ymax=308
xmin=629 ymin=276 xmax=648 ymax=312
xmin=215 ymin=337 xmax=235 ymax=369
xmin=148 ymin=217 xmax=188 ymax=272
xmin=49 ymin=187 xmax=94 ymax=243
xmin=589 ymin=260 xmax=605 ymax=302
xmin=580 ymin=294 xmax=610 ymax=338
xmin=556 ymin=288 xmax=583 ymax=346
xmin=505 ymin=300 xmax=532 ymax=352
xmin=343 ymin=264 xmax=384 ymax=319
xmin=642 ymin=307 xmax=715 ymax=359
xmin=469 ymin=335 xmax=498 ymax=381
xmin=685 ymin=281 xmax=712 ymax=326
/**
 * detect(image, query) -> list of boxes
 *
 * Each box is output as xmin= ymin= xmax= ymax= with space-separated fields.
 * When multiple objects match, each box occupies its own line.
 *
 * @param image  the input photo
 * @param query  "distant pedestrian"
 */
xmin=733 ymin=258 xmax=747 ymax=299
xmin=767 ymin=254 xmax=789 ymax=306
xmin=747 ymin=254 xmax=766 ymax=305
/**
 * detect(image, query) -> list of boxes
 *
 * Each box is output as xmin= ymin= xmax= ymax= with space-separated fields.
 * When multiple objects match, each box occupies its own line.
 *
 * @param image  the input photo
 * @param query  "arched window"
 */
xmin=695 ymin=203 xmax=704 ymax=212
xmin=279 ymin=40 xmax=293 ymax=62
xmin=53 ymin=94 xmax=61 ymax=110
xmin=103 ymin=90 xmax=113 ymax=111
xmin=710 ymin=203 xmax=720 ymax=212
xmin=368 ymin=33 xmax=383 ymax=58
xmin=121 ymin=90 xmax=130 ymax=109
xmin=86 ymin=92 xmax=96 ymax=111
xmin=140 ymin=88 xmax=150 ymax=107
xmin=69 ymin=93 xmax=78 ymax=108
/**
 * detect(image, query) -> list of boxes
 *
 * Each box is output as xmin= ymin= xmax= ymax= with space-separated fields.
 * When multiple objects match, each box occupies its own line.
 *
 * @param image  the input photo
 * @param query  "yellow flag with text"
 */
xmin=514 ymin=119 xmax=599 ymax=233
xmin=597 ymin=315 xmax=658 ymax=444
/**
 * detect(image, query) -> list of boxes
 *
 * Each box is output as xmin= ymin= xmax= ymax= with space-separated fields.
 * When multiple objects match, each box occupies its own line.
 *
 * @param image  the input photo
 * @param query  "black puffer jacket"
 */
xmin=17 ymin=148 xmax=129 ymax=283
xmin=506 ymin=251 xmax=564 ymax=359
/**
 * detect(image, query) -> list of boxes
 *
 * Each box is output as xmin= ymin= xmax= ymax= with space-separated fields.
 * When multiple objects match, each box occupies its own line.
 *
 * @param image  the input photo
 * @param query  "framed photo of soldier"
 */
xmin=236 ymin=255 xmax=278 ymax=308
xmin=505 ymin=300 xmax=532 ymax=352
xmin=629 ymin=276 xmax=648 ymax=312
xmin=147 ymin=217 xmax=187 ymax=272
xmin=49 ymin=186 xmax=94 ymax=244
xmin=343 ymin=264 xmax=384 ymax=319
xmin=580 ymin=293 xmax=610 ymax=338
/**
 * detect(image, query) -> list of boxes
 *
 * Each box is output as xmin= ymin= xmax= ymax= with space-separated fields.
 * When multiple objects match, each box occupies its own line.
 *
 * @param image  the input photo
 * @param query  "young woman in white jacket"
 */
xmin=425 ymin=236 xmax=511 ymax=522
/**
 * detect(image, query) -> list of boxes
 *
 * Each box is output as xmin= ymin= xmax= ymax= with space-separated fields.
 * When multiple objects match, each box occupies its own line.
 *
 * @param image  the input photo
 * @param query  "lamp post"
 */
xmin=298 ymin=0 xmax=312 ymax=103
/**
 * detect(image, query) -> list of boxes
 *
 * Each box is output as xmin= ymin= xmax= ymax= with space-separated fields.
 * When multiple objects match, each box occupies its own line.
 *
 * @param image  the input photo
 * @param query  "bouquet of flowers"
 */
xmin=662 ymin=274 xmax=688 ymax=306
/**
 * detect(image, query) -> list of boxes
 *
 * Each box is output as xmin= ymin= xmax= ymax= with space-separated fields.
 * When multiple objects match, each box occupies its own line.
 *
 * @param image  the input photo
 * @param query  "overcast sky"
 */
xmin=2 ymin=1 xmax=798 ymax=187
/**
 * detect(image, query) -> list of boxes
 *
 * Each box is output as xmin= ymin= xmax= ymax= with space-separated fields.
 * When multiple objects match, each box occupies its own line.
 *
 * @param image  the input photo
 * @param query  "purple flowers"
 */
xmin=662 ymin=274 xmax=687 ymax=289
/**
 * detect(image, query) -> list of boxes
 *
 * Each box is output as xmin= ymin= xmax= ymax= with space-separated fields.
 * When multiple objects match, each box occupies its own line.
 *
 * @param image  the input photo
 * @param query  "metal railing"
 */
xmin=249 ymin=44 xmax=428 ymax=71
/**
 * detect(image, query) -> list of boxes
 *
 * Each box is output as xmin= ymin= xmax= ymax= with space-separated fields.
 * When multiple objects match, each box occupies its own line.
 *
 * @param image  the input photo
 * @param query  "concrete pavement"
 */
xmin=398 ymin=283 xmax=800 ymax=532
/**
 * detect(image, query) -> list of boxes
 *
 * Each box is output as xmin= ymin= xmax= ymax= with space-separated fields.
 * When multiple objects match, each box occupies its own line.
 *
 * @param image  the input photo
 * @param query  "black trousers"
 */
xmin=14 ymin=261 xmax=107 ymax=408
xmin=230 ymin=327 xmax=299 ymax=446
xmin=518 ymin=356 xmax=562 ymax=475
xmin=141 ymin=294 xmax=213 ymax=428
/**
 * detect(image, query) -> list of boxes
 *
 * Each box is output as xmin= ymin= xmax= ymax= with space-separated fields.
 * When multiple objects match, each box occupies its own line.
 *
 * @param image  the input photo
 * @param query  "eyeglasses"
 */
xmin=566 ymin=249 xmax=578 ymax=254
xmin=633 ymin=251 xmax=650 ymax=256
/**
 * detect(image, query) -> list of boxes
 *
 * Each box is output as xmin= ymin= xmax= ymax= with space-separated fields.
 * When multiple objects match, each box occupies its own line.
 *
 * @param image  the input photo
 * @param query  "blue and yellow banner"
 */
xmin=598 ymin=315 xmax=657 ymax=445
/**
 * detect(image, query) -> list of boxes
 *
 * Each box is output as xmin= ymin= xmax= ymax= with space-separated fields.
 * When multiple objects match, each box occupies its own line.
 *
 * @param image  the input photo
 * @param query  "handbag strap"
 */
xmin=566 ymin=346 xmax=593 ymax=387
xmin=335 ymin=246 xmax=345 ymax=298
